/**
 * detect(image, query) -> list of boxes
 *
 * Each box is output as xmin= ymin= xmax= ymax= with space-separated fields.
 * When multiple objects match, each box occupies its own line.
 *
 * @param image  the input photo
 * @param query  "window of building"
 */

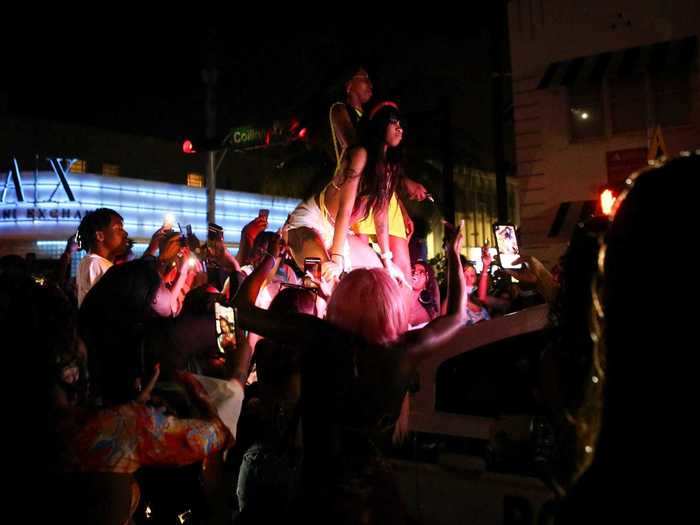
xmin=652 ymin=71 xmax=691 ymax=127
xmin=610 ymin=74 xmax=647 ymax=134
xmin=102 ymin=163 xmax=120 ymax=177
xmin=187 ymin=172 xmax=204 ymax=188
xmin=568 ymin=84 xmax=605 ymax=141
xmin=69 ymin=159 xmax=87 ymax=174
xmin=568 ymin=71 xmax=691 ymax=141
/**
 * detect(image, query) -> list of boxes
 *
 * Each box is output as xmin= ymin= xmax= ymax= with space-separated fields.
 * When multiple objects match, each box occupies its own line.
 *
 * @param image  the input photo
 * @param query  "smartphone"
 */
xmin=492 ymin=224 xmax=522 ymax=270
xmin=214 ymin=302 xmax=237 ymax=354
xmin=258 ymin=209 xmax=270 ymax=220
xmin=303 ymin=257 xmax=322 ymax=287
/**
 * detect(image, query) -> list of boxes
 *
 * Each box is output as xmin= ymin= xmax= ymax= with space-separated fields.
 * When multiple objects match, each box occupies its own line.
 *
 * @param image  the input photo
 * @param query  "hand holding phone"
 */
xmin=492 ymin=224 xmax=522 ymax=270
xmin=214 ymin=302 xmax=237 ymax=354
xmin=303 ymin=257 xmax=322 ymax=288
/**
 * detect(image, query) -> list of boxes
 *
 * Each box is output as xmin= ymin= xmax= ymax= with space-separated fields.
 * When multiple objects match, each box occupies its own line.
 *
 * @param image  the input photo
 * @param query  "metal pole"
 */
xmin=493 ymin=0 xmax=510 ymax=223
xmin=207 ymin=151 xmax=216 ymax=224
xmin=203 ymin=32 xmax=218 ymax=225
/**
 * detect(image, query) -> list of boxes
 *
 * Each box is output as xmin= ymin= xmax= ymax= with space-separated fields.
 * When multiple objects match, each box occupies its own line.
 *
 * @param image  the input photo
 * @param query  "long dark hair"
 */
xmin=351 ymin=102 xmax=403 ymax=220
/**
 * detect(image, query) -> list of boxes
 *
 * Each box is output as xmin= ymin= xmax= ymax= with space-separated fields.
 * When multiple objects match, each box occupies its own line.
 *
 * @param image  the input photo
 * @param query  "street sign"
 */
xmin=226 ymin=121 xmax=290 ymax=151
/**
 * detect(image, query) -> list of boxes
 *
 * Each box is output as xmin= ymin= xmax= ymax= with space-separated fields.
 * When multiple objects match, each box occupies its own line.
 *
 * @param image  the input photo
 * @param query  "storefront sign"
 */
xmin=2 ymin=157 xmax=77 ymax=203
xmin=1 ymin=166 xmax=300 ymax=242
xmin=606 ymin=148 xmax=648 ymax=186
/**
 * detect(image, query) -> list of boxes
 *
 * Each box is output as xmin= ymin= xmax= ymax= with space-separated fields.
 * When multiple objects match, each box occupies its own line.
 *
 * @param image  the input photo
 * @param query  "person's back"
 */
xmin=554 ymin=156 xmax=700 ymax=523
xmin=235 ymin=288 xmax=312 ymax=520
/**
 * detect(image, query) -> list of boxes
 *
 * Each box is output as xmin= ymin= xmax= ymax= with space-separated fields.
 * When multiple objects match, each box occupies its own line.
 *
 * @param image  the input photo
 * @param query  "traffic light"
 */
xmin=286 ymin=116 xmax=308 ymax=142
xmin=182 ymin=139 xmax=196 ymax=154
xmin=181 ymin=137 xmax=225 ymax=153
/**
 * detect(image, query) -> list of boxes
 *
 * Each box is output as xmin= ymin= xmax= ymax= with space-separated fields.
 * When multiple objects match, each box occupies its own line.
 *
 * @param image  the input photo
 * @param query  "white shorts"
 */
xmin=285 ymin=196 xmax=353 ymax=270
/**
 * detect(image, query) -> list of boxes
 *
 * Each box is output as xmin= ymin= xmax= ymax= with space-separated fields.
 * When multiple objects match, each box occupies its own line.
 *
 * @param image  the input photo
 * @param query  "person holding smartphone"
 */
xmin=462 ymin=257 xmax=491 ymax=325
xmin=440 ymin=242 xmax=493 ymax=325
xmin=236 ymin=212 xmax=270 ymax=267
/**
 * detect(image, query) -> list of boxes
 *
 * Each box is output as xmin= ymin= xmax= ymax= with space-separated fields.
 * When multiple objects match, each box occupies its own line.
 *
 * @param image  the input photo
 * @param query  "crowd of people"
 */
xmin=2 ymin=60 xmax=696 ymax=523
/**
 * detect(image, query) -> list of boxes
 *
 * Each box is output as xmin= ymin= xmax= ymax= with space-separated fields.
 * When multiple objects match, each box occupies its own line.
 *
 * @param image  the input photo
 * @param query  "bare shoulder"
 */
xmin=347 ymin=146 xmax=367 ymax=166
xmin=330 ymin=102 xmax=349 ymax=120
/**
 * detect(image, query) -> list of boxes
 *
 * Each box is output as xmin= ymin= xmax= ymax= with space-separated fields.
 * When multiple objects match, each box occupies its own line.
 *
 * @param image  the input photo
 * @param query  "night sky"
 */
xmin=4 ymin=18 xmax=501 ymax=135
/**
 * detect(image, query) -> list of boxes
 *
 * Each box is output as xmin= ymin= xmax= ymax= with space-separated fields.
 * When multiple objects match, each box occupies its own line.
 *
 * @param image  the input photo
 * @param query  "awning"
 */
xmin=537 ymin=35 xmax=698 ymax=89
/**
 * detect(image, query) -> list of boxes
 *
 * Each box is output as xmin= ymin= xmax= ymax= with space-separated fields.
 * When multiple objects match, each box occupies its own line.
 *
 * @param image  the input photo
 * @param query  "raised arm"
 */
xmin=233 ymin=238 xmax=347 ymax=349
xmin=401 ymin=221 xmax=467 ymax=365
xmin=235 ymin=216 xmax=268 ymax=265
xmin=208 ymin=237 xmax=242 ymax=273
xmin=478 ymin=242 xmax=492 ymax=304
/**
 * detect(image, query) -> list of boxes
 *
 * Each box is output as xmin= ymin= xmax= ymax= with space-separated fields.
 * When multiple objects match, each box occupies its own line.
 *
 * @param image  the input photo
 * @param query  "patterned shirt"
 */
xmin=62 ymin=383 xmax=232 ymax=473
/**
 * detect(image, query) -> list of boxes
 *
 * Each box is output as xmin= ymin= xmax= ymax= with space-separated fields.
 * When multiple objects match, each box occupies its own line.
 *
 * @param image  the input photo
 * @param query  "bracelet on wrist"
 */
xmin=379 ymin=250 xmax=393 ymax=261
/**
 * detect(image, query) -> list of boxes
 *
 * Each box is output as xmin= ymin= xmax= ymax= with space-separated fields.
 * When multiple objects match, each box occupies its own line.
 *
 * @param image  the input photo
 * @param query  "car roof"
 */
xmin=409 ymin=303 xmax=549 ymax=440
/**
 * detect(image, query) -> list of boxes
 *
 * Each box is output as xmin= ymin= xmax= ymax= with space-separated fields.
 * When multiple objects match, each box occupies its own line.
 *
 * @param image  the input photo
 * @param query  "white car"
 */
xmin=392 ymin=304 xmax=556 ymax=525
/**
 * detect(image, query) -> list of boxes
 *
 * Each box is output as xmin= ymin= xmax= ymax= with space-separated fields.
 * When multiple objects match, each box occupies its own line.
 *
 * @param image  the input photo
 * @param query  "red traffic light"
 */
xmin=182 ymin=140 xmax=196 ymax=154
xmin=298 ymin=127 xmax=308 ymax=139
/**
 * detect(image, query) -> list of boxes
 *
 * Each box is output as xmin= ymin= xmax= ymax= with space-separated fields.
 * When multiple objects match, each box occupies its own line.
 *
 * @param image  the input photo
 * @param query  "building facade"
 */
xmin=0 ymin=164 xmax=299 ymax=273
xmin=508 ymin=0 xmax=700 ymax=267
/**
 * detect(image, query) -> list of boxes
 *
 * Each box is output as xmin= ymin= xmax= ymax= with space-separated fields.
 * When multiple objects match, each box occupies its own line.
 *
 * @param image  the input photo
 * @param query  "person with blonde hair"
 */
xmin=233 ymin=221 xmax=467 ymax=521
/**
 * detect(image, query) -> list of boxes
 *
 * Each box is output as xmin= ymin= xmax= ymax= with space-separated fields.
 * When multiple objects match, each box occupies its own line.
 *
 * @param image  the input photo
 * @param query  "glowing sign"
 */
xmin=2 ymin=157 xmax=78 ymax=203
xmin=226 ymin=120 xmax=294 ymax=151
xmin=1 ymin=170 xmax=300 ymax=243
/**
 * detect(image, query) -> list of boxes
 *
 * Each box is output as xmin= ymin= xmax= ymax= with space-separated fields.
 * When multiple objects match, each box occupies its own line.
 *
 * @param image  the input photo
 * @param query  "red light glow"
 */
xmin=182 ymin=140 xmax=196 ymax=154
xmin=600 ymin=189 xmax=616 ymax=216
